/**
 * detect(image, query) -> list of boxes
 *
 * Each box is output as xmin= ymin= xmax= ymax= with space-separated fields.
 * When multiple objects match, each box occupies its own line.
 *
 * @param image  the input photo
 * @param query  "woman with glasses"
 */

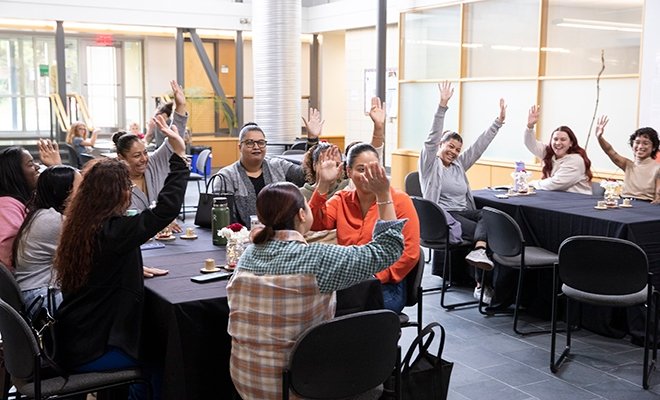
xmin=595 ymin=116 xmax=660 ymax=202
xmin=214 ymin=118 xmax=319 ymax=226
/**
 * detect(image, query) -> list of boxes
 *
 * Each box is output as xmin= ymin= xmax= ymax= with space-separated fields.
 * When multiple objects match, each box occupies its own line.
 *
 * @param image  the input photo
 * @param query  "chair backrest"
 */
xmin=411 ymin=196 xmax=449 ymax=246
xmin=0 ymin=299 xmax=39 ymax=381
xmin=59 ymin=143 xmax=82 ymax=169
xmin=558 ymin=236 xmax=648 ymax=296
xmin=196 ymin=149 xmax=212 ymax=177
xmin=290 ymin=140 xmax=307 ymax=151
xmin=282 ymin=149 xmax=306 ymax=156
xmin=404 ymin=250 xmax=424 ymax=308
xmin=482 ymin=206 xmax=524 ymax=257
xmin=591 ymin=181 xmax=605 ymax=197
xmin=0 ymin=263 xmax=26 ymax=313
xmin=404 ymin=171 xmax=422 ymax=197
xmin=287 ymin=310 xmax=400 ymax=399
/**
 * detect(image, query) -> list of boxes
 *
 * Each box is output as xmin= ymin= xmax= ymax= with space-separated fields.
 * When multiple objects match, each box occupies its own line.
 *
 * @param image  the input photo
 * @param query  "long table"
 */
xmin=473 ymin=189 xmax=660 ymax=338
xmin=140 ymin=227 xmax=383 ymax=399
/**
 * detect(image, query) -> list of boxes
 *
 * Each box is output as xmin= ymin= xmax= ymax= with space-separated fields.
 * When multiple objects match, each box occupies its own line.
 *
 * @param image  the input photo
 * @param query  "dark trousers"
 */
xmin=449 ymin=209 xmax=487 ymax=243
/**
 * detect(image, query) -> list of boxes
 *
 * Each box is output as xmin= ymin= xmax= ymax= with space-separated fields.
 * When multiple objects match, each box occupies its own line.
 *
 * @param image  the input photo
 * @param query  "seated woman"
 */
xmin=227 ymin=176 xmax=405 ymax=400
xmin=214 ymin=120 xmax=319 ymax=226
xmin=66 ymin=121 xmax=100 ymax=158
xmin=13 ymin=165 xmax=81 ymax=316
xmin=0 ymin=140 xmax=60 ymax=271
xmin=53 ymin=116 xmax=187 ymax=398
xmin=418 ymin=81 xmax=506 ymax=303
xmin=309 ymin=143 xmax=420 ymax=313
xmin=524 ymin=105 xmax=593 ymax=194
xmin=595 ymin=116 xmax=660 ymax=202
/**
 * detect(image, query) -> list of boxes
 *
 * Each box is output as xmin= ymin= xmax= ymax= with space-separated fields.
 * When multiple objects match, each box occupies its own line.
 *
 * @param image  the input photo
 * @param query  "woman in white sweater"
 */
xmin=524 ymin=105 xmax=593 ymax=195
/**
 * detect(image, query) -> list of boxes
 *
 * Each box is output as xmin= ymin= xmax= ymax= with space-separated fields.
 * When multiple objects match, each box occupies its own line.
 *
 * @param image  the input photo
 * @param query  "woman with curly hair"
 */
xmin=53 ymin=116 xmax=187 ymax=398
xmin=524 ymin=105 xmax=593 ymax=194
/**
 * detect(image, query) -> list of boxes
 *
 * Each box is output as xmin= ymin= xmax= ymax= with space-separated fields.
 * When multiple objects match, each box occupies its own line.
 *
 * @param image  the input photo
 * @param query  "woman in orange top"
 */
xmin=309 ymin=143 xmax=420 ymax=312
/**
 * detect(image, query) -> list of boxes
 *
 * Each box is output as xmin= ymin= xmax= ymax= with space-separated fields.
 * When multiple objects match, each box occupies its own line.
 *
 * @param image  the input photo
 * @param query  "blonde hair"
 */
xmin=66 ymin=122 xmax=88 ymax=145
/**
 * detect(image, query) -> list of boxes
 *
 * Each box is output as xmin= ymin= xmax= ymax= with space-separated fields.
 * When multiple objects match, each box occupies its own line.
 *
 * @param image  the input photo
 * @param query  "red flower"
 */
xmin=227 ymin=223 xmax=244 ymax=232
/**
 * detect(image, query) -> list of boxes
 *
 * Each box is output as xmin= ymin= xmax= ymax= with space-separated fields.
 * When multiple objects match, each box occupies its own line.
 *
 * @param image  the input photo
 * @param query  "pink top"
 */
xmin=0 ymin=196 xmax=27 ymax=271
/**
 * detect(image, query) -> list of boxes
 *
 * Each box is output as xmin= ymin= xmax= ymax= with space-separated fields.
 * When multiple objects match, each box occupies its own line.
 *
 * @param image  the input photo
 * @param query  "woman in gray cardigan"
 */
xmin=418 ymin=81 xmax=505 ymax=304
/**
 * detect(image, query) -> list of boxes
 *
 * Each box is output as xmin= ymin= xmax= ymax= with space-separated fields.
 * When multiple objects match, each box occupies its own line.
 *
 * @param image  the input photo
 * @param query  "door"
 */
xmin=80 ymin=40 xmax=124 ymax=131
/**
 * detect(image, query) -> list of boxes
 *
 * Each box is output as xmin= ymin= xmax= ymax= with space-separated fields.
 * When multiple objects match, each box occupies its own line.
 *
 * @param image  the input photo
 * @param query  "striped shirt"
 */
xmin=227 ymin=219 xmax=405 ymax=400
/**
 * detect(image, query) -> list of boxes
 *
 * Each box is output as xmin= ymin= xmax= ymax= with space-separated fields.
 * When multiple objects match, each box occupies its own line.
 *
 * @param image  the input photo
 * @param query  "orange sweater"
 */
xmin=309 ymin=188 xmax=420 ymax=284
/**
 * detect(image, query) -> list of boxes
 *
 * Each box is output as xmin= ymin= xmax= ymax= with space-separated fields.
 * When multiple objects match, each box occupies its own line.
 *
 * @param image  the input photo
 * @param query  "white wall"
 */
xmin=143 ymin=37 xmax=176 ymax=113
xmin=319 ymin=31 xmax=346 ymax=136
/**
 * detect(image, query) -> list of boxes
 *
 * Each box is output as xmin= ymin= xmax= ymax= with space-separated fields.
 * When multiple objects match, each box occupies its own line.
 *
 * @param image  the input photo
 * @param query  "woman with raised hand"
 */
xmin=13 ymin=165 xmax=81 ymax=315
xmin=309 ymin=143 xmax=420 ymax=313
xmin=595 ymin=116 xmax=660 ymax=203
xmin=53 ymin=115 xmax=187 ymax=399
xmin=227 ymin=177 xmax=405 ymax=400
xmin=524 ymin=105 xmax=593 ymax=194
xmin=66 ymin=121 xmax=100 ymax=157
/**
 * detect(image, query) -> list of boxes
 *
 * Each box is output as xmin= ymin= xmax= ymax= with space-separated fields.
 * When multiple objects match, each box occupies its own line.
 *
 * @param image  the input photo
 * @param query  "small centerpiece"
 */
xmin=219 ymin=223 xmax=250 ymax=269
xmin=511 ymin=161 xmax=532 ymax=193
xmin=600 ymin=180 xmax=623 ymax=207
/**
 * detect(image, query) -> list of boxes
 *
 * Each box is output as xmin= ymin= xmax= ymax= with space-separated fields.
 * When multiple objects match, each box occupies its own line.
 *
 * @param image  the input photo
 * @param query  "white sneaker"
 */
xmin=473 ymin=285 xmax=494 ymax=305
xmin=465 ymin=248 xmax=494 ymax=271
xmin=473 ymin=286 xmax=482 ymax=301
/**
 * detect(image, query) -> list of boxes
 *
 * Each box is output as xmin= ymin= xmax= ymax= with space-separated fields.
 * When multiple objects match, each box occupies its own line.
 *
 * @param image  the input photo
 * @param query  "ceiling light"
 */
xmin=555 ymin=18 xmax=641 ymax=33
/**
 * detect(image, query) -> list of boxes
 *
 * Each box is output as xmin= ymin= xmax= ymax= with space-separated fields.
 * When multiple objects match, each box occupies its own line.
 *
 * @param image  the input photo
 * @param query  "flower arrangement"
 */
xmin=219 ymin=223 xmax=250 ymax=243
xmin=599 ymin=180 xmax=623 ymax=194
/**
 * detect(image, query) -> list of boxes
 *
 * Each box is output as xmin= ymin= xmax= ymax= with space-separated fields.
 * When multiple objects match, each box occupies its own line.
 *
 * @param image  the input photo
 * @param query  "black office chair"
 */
xmin=0 ymin=299 xmax=152 ymax=400
xmin=282 ymin=310 xmax=401 ymax=400
xmin=480 ymin=207 xmax=558 ymax=335
xmin=0 ymin=263 xmax=23 ymax=400
xmin=289 ymin=140 xmax=307 ymax=151
xmin=404 ymin=172 xmax=430 ymax=263
xmin=399 ymin=250 xmax=424 ymax=336
xmin=181 ymin=149 xmax=212 ymax=221
xmin=411 ymin=196 xmax=475 ymax=310
xmin=591 ymin=181 xmax=605 ymax=197
xmin=551 ymin=236 xmax=658 ymax=389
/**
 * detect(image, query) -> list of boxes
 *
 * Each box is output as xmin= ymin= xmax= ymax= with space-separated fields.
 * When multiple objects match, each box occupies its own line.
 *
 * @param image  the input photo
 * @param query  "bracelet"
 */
xmin=376 ymin=200 xmax=393 ymax=205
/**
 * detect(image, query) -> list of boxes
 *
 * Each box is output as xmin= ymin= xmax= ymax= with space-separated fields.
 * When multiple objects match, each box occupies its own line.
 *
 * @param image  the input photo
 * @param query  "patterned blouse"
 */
xmin=227 ymin=219 xmax=405 ymax=400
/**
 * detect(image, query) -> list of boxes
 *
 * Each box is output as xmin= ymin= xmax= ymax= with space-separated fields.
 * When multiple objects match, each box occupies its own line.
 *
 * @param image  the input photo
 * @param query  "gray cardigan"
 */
xmin=213 ymin=157 xmax=305 ymax=226
xmin=419 ymin=105 xmax=502 ymax=211
xmin=130 ymin=111 xmax=189 ymax=211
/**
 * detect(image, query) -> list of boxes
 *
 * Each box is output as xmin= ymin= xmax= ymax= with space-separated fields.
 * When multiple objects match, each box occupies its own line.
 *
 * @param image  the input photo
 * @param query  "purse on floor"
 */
xmin=400 ymin=322 xmax=454 ymax=400
xmin=194 ymin=174 xmax=235 ymax=228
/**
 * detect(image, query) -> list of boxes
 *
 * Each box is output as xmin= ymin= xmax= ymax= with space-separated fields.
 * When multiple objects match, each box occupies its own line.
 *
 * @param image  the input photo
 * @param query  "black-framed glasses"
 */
xmin=241 ymin=139 xmax=268 ymax=149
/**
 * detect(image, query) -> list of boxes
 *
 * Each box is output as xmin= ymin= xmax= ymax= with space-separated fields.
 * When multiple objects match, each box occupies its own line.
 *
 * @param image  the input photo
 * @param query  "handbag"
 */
xmin=194 ymin=174 xmax=236 ymax=228
xmin=400 ymin=322 xmax=454 ymax=400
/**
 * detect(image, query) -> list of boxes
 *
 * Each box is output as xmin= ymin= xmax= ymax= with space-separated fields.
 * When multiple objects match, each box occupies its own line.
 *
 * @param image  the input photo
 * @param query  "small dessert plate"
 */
xmin=619 ymin=204 xmax=633 ymax=208
xmin=223 ymin=265 xmax=236 ymax=272
xmin=180 ymin=234 xmax=198 ymax=240
xmin=200 ymin=266 xmax=222 ymax=273
xmin=156 ymin=235 xmax=176 ymax=241
xmin=594 ymin=206 xmax=608 ymax=210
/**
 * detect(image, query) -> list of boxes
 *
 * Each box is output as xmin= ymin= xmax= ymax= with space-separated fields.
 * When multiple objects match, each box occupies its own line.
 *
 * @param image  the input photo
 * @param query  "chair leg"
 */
xmin=440 ymin=249 xmax=478 ymax=310
xmin=424 ymin=247 xmax=431 ymax=264
xmin=551 ymin=297 xmax=572 ymax=373
xmin=282 ymin=370 xmax=290 ymax=400
xmin=643 ymin=283 xmax=654 ymax=390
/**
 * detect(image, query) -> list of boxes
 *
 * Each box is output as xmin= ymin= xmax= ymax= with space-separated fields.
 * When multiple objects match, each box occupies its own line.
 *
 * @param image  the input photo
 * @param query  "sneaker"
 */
xmin=473 ymin=285 xmax=494 ymax=305
xmin=465 ymin=248 xmax=494 ymax=271
xmin=473 ymin=286 xmax=482 ymax=301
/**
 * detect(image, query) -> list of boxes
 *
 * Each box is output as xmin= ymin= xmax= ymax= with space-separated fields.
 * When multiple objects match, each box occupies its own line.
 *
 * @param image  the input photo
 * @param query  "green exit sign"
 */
xmin=39 ymin=64 xmax=49 ymax=77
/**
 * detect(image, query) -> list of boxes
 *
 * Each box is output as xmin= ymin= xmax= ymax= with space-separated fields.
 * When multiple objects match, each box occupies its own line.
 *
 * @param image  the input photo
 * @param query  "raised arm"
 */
xmin=595 ymin=115 xmax=629 ymax=170
xmin=524 ymin=105 xmax=546 ymax=159
xmin=80 ymin=129 xmax=100 ymax=147
xmin=369 ymin=97 xmax=385 ymax=151
xmin=357 ymin=161 xmax=396 ymax=221
xmin=302 ymin=107 xmax=324 ymax=150
xmin=171 ymin=80 xmax=187 ymax=116
xmin=37 ymin=139 xmax=61 ymax=166
xmin=154 ymin=114 xmax=186 ymax=159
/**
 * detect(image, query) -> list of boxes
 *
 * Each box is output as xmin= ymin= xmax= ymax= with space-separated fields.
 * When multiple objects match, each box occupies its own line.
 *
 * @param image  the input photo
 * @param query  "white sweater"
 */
xmin=524 ymin=128 xmax=592 ymax=195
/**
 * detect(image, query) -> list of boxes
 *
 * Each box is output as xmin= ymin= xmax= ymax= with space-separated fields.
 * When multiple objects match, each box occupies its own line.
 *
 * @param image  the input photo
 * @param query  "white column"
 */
xmin=639 ymin=0 xmax=660 ymax=129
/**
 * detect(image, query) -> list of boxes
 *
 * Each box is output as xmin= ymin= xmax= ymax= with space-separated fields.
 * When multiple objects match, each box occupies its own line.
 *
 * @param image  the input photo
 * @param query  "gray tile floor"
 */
xmin=180 ymin=180 xmax=660 ymax=400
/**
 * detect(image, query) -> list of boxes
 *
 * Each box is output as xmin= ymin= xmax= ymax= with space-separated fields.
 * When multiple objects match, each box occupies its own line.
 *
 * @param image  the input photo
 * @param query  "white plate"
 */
xmin=619 ymin=204 xmax=633 ymax=208
xmin=594 ymin=206 xmax=607 ymax=210
xmin=200 ymin=266 xmax=222 ymax=273
xmin=155 ymin=235 xmax=176 ymax=241
xmin=180 ymin=234 xmax=198 ymax=240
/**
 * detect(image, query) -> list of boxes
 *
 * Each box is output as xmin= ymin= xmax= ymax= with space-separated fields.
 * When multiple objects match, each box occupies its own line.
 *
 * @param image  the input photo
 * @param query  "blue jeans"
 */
xmin=75 ymin=347 xmax=161 ymax=400
xmin=382 ymin=280 xmax=406 ymax=313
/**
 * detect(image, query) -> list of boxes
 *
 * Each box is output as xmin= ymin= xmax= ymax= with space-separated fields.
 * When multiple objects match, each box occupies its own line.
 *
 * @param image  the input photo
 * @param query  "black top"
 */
xmin=248 ymin=174 xmax=266 ymax=196
xmin=55 ymin=154 xmax=189 ymax=369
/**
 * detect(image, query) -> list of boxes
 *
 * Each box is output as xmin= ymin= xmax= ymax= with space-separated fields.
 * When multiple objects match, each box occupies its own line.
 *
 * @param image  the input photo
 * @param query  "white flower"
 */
xmin=219 ymin=227 xmax=250 ymax=242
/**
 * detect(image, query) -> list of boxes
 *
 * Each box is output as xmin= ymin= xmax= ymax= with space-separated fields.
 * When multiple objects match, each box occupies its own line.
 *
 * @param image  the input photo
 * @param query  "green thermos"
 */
xmin=212 ymin=197 xmax=230 ymax=246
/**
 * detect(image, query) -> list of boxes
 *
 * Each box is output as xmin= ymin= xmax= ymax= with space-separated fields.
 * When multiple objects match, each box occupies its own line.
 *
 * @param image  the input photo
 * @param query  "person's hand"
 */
xmin=314 ymin=145 xmax=342 ymax=182
xmin=438 ymin=81 xmax=454 ymax=108
xmin=91 ymin=129 xmax=100 ymax=137
xmin=38 ymin=139 xmax=61 ymax=166
xmin=169 ymin=221 xmax=183 ymax=233
xmin=143 ymin=266 xmax=169 ymax=278
xmin=155 ymin=114 xmax=186 ymax=157
xmin=316 ymin=147 xmax=343 ymax=191
xmin=356 ymin=161 xmax=390 ymax=198
xmin=595 ymin=115 xmax=609 ymax=139
xmin=170 ymin=80 xmax=186 ymax=114
xmin=497 ymin=98 xmax=507 ymax=124
xmin=369 ymin=97 xmax=386 ymax=128
xmin=302 ymin=108 xmax=324 ymax=139
xmin=527 ymin=105 xmax=540 ymax=129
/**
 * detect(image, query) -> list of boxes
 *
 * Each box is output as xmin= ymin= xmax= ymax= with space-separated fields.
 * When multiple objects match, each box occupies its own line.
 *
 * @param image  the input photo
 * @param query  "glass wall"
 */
xmin=399 ymin=0 xmax=643 ymax=171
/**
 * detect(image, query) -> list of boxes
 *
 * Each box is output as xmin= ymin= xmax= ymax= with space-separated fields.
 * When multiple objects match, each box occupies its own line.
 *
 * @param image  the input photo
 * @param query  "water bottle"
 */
xmin=212 ymin=197 xmax=230 ymax=246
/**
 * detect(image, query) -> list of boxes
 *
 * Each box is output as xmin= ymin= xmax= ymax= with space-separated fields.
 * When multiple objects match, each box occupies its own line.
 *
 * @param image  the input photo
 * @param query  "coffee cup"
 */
xmin=597 ymin=200 xmax=606 ymax=208
xmin=623 ymin=198 xmax=631 ymax=206
xmin=186 ymin=227 xmax=195 ymax=236
xmin=204 ymin=258 xmax=216 ymax=271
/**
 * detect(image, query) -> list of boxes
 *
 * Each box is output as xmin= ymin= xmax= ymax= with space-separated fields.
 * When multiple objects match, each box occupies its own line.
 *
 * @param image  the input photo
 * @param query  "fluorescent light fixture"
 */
xmin=555 ymin=18 xmax=641 ymax=33
xmin=491 ymin=45 xmax=521 ymax=51
xmin=462 ymin=43 xmax=483 ymax=48
xmin=540 ymin=47 xmax=571 ymax=54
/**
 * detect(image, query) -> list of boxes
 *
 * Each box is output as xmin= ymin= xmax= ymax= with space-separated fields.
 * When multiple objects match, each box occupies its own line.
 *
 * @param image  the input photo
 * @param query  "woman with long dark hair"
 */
xmin=53 ymin=116 xmax=187 ymax=398
xmin=524 ymin=105 xmax=593 ymax=194
xmin=228 ymin=175 xmax=404 ymax=400
xmin=13 ymin=165 xmax=80 ymax=314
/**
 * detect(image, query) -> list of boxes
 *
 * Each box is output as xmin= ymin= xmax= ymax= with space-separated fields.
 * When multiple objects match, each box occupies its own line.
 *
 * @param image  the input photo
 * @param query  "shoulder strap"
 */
xmin=205 ymin=174 xmax=219 ymax=194
xmin=401 ymin=322 xmax=447 ymax=373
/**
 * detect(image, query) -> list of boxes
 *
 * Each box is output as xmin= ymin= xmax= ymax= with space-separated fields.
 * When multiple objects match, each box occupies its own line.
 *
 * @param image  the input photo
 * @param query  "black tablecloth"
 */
xmin=141 ymin=228 xmax=383 ymax=399
xmin=473 ymin=189 xmax=660 ymax=339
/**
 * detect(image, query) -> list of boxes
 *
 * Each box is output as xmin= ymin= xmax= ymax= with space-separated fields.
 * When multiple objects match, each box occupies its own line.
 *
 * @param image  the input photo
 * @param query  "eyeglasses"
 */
xmin=241 ymin=139 xmax=268 ymax=149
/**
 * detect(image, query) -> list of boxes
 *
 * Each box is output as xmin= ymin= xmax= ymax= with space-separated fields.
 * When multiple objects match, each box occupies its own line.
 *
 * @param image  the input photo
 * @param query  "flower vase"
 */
xmin=226 ymin=238 xmax=245 ymax=269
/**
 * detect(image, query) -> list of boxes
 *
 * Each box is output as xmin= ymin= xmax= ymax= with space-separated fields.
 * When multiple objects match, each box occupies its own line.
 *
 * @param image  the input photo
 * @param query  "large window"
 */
xmin=399 ymin=0 xmax=644 ymax=172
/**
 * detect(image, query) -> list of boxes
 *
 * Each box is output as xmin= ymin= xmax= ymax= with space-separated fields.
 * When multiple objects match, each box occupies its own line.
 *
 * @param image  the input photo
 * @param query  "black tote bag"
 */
xmin=194 ymin=174 xmax=236 ymax=228
xmin=400 ymin=322 xmax=454 ymax=400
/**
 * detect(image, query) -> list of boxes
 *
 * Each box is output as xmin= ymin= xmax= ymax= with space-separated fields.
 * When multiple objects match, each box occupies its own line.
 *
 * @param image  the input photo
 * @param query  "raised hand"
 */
xmin=497 ymin=98 xmax=507 ymax=124
xmin=38 ymin=139 xmax=61 ymax=166
xmin=527 ymin=105 xmax=540 ymax=129
xmin=302 ymin=108 xmax=324 ymax=139
xmin=170 ymin=80 xmax=186 ymax=114
xmin=438 ymin=81 xmax=454 ymax=108
xmin=357 ymin=161 xmax=390 ymax=197
xmin=155 ymin=114 xmax=186 ymax=158
xmin=595 ymin=115 xmax=609 ymax=138
xmin=316 ymin=147 xmax=343 ymax=186
xmin=369 ymin=97 xmax=386 ymax=127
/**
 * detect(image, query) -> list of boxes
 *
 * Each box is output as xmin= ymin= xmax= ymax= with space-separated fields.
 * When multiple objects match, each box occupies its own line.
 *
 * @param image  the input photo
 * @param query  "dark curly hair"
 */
xmin=629 ymin=127 xmax=659 ymax=159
